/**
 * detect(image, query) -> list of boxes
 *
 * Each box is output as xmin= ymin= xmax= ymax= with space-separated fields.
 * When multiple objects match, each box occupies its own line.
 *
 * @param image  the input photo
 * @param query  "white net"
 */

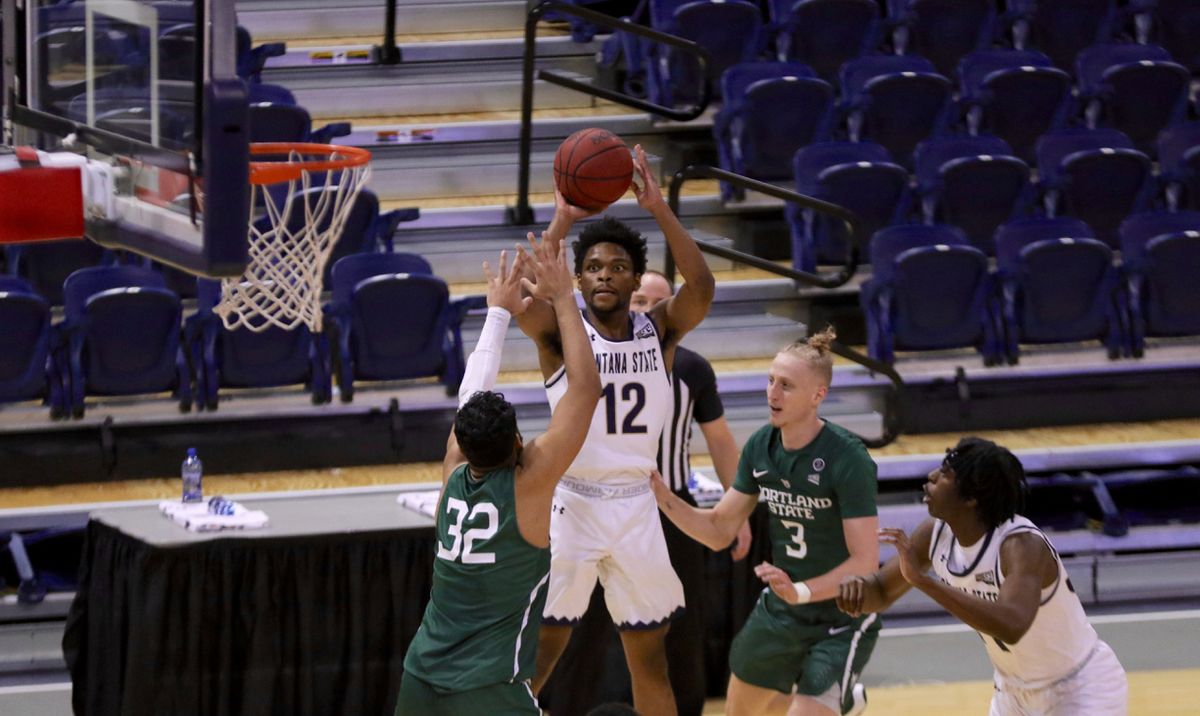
xmin=214 ymin=146 xmax=371 ymax=333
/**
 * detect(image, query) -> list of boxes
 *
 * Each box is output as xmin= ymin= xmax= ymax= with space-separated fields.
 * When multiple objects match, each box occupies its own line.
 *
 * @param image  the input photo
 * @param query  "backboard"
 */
xmin=2 ymin=0 xmax=249 ymax=276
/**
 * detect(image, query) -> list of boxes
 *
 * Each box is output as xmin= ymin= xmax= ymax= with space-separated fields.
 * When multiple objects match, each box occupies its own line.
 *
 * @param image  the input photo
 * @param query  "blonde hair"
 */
xmin=779 ymin=325 xmax=837 ymax=387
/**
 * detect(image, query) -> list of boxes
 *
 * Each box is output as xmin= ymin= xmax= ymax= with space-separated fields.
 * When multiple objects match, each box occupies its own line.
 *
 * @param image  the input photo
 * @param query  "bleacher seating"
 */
xmin=767 ymin=0 xmax=880 ymax=82
xmin=1118 ymin=211 xmax=1200 ymax=356
xmin=1075 ymin=43 xmax=1189 ymax=154
xmin=1005 ymin=0 xmax=1119 ymax=71
xmin=1156 ymin=123 xmax=1200 ymax=211
xmin=839 ymin=54 xmax=954 ymax=166
xmin=914 ymin=134 xmax=1030 ymax=253
xmin=787 ymin=140 xmax=909 ymax=273
xmin=644 ymin=0 xmax=764 ymax=107
xmin=957 ymin=49 xmax=1071 ymax=162
xmin=860 ymin=224 xmax=999 ymax=365
xmin=995 ymin=220 xmax=1127 ymax=362
xmin=0 ymin=277 xmax=61 ymax=416
xmin=60 ymin=266 xmax=191 ymax=417
xmin=1134 ymin=0 xmax=1200 ymax=72
xmin=886 ymin=0 xmax=997 ymax=77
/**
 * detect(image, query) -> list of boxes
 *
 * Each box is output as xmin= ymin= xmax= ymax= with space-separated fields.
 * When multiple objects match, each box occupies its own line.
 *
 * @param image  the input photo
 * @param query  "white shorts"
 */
xmin=989 ymin=640 xmax=1127 ymax=716
xmin=543 ymin=478 xmax=685 ymax=629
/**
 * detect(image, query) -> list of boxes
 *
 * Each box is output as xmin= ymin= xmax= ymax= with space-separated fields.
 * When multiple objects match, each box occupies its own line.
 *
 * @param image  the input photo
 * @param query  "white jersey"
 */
xmin=545 ymin=310 xmax=670 ymax=487
xmin=929 ymin=515 xmax=1100 ymax=690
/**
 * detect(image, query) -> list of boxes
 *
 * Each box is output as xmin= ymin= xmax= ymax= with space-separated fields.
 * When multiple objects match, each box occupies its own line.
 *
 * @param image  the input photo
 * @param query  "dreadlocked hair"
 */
xmin=454 ymin=391 xmax=519 ymax=470
xmin=779 ymin=325 xmax=837 ymax=387
xmin=943 ymin=437 xmax=1028 ymax=529
xmin=572 ymin=216 xmax=648 ymax=275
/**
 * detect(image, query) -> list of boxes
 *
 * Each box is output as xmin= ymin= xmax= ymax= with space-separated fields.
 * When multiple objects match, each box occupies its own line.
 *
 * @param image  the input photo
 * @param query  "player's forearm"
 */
xmin=655 ymin=489 xmax=736 ymax=551
xmin=650 ymin=204 xmax=714 ymax=300
xmin=458 ymin=307 xmax=509 ymax=406
xmin=801 ymin=552 xmax=880 ymax=603
xmin=554 ymin=293 xmax=599 ymax=394
xmin=911 ymin=575 xmax=1032 ymax=644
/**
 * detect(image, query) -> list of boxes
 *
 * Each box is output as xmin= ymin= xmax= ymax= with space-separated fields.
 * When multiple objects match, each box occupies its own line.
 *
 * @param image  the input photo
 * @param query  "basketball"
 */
xmin=553 ymin=128 xmax=634 ymax=211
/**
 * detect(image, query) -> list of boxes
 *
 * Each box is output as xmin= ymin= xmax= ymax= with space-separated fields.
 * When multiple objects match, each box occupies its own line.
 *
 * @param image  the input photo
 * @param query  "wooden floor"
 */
xmin=699 ymin=669 xmax=1200 ymax=715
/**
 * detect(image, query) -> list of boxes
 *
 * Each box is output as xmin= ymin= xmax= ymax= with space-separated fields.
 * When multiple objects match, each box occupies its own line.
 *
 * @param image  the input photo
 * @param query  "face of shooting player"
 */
xmin=577 ymin=243 xmax=641 ymax=317
xmin=765 ymin=350 xmax=829 ymax=429
xmin=630 ymin=271 xmax=672 ymax=313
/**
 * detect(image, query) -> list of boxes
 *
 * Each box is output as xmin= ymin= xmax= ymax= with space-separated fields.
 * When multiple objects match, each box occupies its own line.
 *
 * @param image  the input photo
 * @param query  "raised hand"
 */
xmin=484 ymin=249 xmax=533 ymax=315
xmin=754 ymin=562 xmax=802 ymax=605
xmin=520 ymin=236 xmax=573 ymax=304
xmin=631 ymin=144 xmax=664 ymax=212
xmin=879 ymin=528 xmax=922 ymax=585
xmin=553 ymin=185 xmax=599 ymax=226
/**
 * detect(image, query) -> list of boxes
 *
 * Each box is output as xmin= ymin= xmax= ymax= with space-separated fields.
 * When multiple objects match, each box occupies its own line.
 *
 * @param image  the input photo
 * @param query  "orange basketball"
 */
xmin=553 ymin=128 xmax=634 ymax=211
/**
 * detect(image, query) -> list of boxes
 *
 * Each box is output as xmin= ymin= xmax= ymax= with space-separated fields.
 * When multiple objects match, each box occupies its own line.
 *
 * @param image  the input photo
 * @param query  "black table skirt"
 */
xmin=63 ymin=520 xmax=437 ymax=716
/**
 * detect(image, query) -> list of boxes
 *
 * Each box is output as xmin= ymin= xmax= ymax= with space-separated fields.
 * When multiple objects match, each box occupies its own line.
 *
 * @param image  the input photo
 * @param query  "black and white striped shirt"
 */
xmin=658 ymin=346 xmax=725 ymax=493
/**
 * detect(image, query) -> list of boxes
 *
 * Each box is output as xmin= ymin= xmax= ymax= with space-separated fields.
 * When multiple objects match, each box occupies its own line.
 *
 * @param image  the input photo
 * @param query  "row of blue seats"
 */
xmin=589 ymin=0 xmax=1198 ymax=119
xmin=0 ymin=253 xmax=475 ymax=418
xmin=777 ymin=126 xmax=1200 ymax=272
xmin=860 ymin=213 xmax=1200 ymax=365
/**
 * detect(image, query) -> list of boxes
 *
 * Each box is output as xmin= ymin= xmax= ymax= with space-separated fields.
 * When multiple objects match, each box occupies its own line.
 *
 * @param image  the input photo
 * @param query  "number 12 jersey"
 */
xmin=545 ymin=310 xmax=671 ymax=487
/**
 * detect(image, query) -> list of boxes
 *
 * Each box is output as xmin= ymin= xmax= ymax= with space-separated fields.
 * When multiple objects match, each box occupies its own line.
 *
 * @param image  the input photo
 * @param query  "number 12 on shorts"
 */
xmin=437 ymin=497 xmax=497 ymax=564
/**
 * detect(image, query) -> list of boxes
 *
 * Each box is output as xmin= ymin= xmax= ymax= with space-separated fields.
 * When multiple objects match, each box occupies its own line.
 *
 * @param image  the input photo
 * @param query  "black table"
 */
xmin=63 ymin=490 xmax=437 ymax=716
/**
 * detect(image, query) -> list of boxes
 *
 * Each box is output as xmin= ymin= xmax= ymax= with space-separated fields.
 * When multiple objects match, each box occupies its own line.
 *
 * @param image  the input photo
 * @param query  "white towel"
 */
xmin=159 ymin=500 xmax=270 ymax=533
xmin=396 ymin=490 xmax=441 ymax=519
xmin=689 ymin=472 xmax=726 ymax=508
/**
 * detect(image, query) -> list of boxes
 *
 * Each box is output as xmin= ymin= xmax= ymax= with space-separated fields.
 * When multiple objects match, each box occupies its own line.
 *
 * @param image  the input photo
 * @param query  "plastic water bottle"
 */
xmin=182 ymin=448 xmax=203 ymax=503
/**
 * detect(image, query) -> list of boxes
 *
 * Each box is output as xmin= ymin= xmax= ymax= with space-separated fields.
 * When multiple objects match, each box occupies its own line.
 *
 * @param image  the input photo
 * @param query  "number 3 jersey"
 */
xmin=403 ymin=463 xmax=551 ymax=691
xmin=545 ymin=310 xmax=670 ymax=487
xmin=733 ymin=422 xmax=878 ymax=591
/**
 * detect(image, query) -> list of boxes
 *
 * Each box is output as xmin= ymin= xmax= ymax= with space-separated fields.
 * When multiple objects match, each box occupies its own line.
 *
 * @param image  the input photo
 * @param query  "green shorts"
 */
xmin=395 ymin=672 xmax=539 ymax=716
xmin=728 ymin=594 xmax=881 ymax=714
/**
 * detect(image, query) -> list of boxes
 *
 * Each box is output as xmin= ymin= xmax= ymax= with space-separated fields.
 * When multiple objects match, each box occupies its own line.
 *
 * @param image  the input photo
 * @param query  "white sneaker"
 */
xmin=845 ymin=683 xmax=867 ymax=716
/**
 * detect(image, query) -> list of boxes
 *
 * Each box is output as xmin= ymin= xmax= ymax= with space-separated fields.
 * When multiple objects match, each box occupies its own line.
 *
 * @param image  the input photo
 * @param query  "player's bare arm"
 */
xmin=882 ymin=526 xmax=1056 ymax=645
xmin=837 ymin=518 xmax=935 ymax=616
xmin=637 ymin=144 xmax=715 ymax=351
xmin=698 ymin=417 xmax=754 ymax=560
xmin=651 ymin=470 xmax=758 ymax=551
xmin=519 ymin=237 xmax=602 ymax=491
xmin=756 ymin=515 xmax=880 ymax=605
xmin=443 ymin=249 xmax=531 ymax=482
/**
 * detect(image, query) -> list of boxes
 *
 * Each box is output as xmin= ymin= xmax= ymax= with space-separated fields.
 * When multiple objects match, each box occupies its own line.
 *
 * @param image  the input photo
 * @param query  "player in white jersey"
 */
xmin=837 ymin=438 xmax=1128 ymax=715
xmin=517 ymin=145 xmax=715 ymax=716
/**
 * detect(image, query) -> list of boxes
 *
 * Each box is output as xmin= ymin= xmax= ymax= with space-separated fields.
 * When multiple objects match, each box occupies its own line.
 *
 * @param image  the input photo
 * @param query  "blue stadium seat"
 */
xmin=787 ymin=141 xmax=909 ymax=273
xmin=995 ymin=223 xmax=1126 ymax=362
xmin=1005 ymin=0 xmax=1118 ymax=71
xmin=1102 ymin=466 xmax=1200 ymax=527
xmin=767 ymin=0 xmax=880 ymax=82
xmin=886 ymin=0 xmax=997 ymax=78
xmin=1036 ymin=128 xmax=1153 ymax=248
xmin=0 ymin=277 xmax=62 ymax=416
xmin=645 ymin=0 xmax=764 ymax=107
xmin=236 ymin=25 xmax=287 ymax=83
xmin=860 ymin=224 xmax=999 ymax=364
xmin=957 ymin=49 xmax=1071 ymax=162
xmin=1134 ymin=0 xmax=1200 ymax=72
xmin=712 ymin=62 xmax=832 ymax=200
xmin=325 ymin=253 xmax=473 ymax=401
xmin=60 ymin=265 xmax=190 ymax=417
xmin=186 ymin=280 xmax=331 ymax=410
xmin=1075 ymin=43 xmax=1189 ymax=154
xmin=5 ymin=239 xmax=109 ymax=305
xmin=839 ymin=55 xmax=953 ymax=167
xmin=1156 ymin=123 xmax=1200 ymax=211
xmin=1118 ymin=211 xmax=1200 ymax=356
xmin=914 ymin=135 xmax=1031 ymax=254
xmin=248 ymin=103 xmax=351 ymax=145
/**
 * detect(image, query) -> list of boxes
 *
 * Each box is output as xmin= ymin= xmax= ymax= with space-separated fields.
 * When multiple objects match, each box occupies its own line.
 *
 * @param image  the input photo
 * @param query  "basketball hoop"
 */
xmin=214 ymin=142 xmax=372 ymax=333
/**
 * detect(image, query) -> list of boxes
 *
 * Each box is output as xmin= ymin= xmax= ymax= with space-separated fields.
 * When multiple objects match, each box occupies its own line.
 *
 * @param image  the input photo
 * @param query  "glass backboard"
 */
xmin=2 ymin=0 xmax=249 ymax=276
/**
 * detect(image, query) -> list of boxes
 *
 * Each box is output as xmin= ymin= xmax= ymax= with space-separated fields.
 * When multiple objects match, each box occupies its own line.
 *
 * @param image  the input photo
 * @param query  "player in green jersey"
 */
xmin=397 ymin=236 xmax=601 ymax=716
xmin=651 ymin=327 xmax=880 ymax=716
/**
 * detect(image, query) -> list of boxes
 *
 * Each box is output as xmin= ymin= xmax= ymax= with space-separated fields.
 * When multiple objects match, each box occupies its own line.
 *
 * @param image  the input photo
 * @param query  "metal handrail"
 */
xmin=668 ymin=164 xmax=904 ymax=447
xmin=509 ymin=0 xmax=712 ymax=225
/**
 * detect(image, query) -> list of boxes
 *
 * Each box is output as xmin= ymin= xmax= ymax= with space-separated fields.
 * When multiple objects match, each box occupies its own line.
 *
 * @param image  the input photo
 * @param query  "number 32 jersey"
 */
xmin=546 ymin=310 xmax=670 ymax=487
xmin=733 ymin=422 xmax=878 ymax=587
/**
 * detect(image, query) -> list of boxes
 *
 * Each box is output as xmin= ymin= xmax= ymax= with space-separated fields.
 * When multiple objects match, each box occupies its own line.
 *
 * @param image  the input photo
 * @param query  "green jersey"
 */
xmin=733 ymin=421 xmax=878 ymax=590
xmin=403 ymin=464 xmax=551 ymax=691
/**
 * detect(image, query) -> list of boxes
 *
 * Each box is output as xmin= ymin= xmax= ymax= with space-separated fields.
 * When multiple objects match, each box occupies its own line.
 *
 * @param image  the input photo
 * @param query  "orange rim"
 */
xmin=248 ymin=142 xmax=372 ymax=185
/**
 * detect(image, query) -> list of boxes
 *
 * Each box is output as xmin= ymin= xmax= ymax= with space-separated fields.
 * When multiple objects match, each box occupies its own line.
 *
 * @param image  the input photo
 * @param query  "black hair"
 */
xmin=454 ymin=391 xmax=519 ymax=470
xmin=585 ymin=704 xmax=640 ymax=716
xmin=572 ymin=216 xmax=648 ymax=276
xmin=943 ymin=437 xmax=1027 ymax=529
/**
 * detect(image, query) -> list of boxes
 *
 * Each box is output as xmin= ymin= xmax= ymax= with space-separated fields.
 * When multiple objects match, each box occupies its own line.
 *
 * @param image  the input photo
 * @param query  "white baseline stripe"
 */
xmin=0 ymin=682 xmax=72 ymax=695
xmin=879 ymin=609 xmax=1200 ymax=638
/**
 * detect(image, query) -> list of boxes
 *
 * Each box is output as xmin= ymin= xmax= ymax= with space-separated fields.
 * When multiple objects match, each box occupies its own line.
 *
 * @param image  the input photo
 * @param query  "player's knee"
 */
xmin=620 ymin=627 xmax=670 ymax=674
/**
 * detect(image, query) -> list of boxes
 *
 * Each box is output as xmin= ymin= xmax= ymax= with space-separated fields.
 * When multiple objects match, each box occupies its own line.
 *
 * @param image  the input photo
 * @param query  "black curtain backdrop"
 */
xmin=63 ymin=520 xmax=437 ymax=716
